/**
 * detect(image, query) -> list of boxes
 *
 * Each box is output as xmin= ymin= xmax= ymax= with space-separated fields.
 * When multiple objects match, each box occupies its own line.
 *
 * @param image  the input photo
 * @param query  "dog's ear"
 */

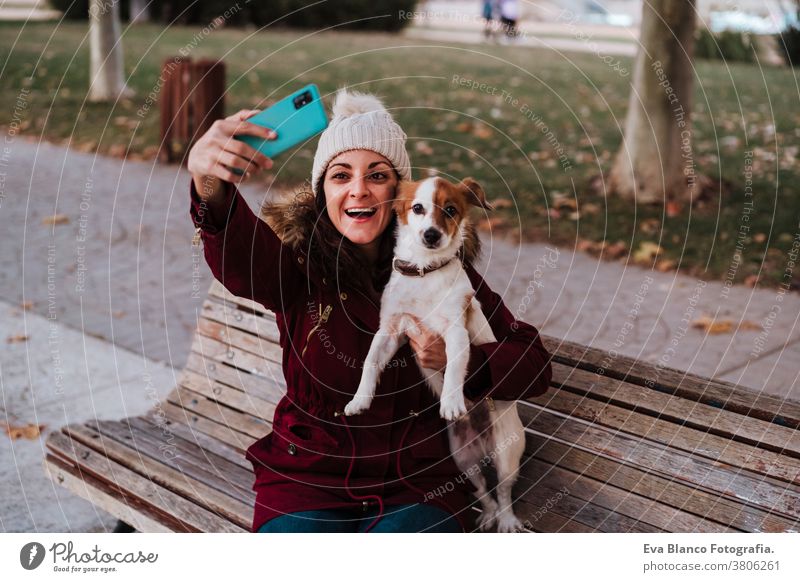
xmin=393 ymin=180 xmax=415 ymax=220
xmin=460 ymin=178 xmax=492 ymax=210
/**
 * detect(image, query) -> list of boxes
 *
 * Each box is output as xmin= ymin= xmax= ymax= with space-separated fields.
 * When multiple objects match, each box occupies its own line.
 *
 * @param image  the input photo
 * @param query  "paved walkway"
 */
xmin=0 ymin=297 xmax=174 ymax=532
xmin=1 ymin=138 xmax=798 ymax=532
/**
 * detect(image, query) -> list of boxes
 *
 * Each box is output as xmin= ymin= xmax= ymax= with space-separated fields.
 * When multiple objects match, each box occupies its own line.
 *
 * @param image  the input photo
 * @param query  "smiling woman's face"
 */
xmin=322 ymin=149 xmax=398 ymax=250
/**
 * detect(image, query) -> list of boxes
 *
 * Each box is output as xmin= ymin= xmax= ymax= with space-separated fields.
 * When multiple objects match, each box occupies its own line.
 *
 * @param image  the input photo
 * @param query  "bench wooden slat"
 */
xmin=124 ymin=416 xmax=253 ymax=487
xmin=517 ymin=444 xmax=738 ymax=532
xmin=516 ymin=476 xmax=663 ymax=533
xmin=209 ymin=280 xmax=275 ymax=320
xmin=160 ymin=401 xmax=258 ymax=454
xmin=180 ymin=369 xmax=278 ymax=421
xmin=65 ymin=422 xmax=253 ymax=528
xmin=550 ymin=363 xmax=800 ymax=458
xmin=167 ymin=386 xmax=270 ymax=440
xmin=202 ymin=299 xmax=282 ymax=343
xmin=191 ymin=334 xmax=286 ymax=386
xmin=94 ymin=418 xmax=255 ymax=504
xmin=518 ymin=404 xmax=800 ymax=521
xmin=44 ymin=455 xmax=177 ymax=533
xmin=531 ymin=377 xmax=800 ymax=485
xmin=541 ymin=336 xmax=800 ymax=430
xmin=140 ymin=411 xmax=252 ymax=469
xmin=512 ymin=497 xmax=596 ymax=532
xmin=73 ymin=420 xmax=254 ymax=529
xmin=183 ymin=351 xmax=286 ymax=402
xmin=522 ymin=430 xmax=797 ymax=533
xmin=47 ymin=430 xmax=246 ymax=532
xmin=197 ymin=317 xmax=284 ymax=364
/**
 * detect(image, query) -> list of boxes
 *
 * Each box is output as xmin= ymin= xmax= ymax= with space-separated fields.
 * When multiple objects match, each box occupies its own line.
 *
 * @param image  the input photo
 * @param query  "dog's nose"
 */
xmin=423 ymin=228 xmax=441 ymax=246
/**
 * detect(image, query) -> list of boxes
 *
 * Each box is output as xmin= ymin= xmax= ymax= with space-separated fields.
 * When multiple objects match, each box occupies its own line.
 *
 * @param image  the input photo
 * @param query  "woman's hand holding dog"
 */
xmin=406 ymin=315 xmax=447 ymax=371
xmin=187 ymin=109 xmax=277 ymax=203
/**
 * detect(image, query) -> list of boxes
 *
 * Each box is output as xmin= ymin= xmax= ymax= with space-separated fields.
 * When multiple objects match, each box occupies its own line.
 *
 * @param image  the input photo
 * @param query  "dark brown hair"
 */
xmin=260 ymin=174 xmax=399 ymax=296
xmin=312 ymin=175 xmax=398 ymax=294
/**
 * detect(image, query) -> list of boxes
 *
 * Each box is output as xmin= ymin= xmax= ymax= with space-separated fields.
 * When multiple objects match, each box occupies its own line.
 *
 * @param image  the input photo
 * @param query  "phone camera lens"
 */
xmin=293 ymin=91 xmax=312 ymax=109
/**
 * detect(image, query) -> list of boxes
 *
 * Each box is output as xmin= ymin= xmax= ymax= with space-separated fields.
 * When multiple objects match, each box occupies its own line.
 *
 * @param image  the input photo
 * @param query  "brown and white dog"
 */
xmin=344 ymin=176 xmax=525 ymax=532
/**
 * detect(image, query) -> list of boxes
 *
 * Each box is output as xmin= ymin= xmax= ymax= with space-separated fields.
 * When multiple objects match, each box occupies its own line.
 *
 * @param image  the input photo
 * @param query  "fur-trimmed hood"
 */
xmin=260 ymin=187 xmax=482 ymax=292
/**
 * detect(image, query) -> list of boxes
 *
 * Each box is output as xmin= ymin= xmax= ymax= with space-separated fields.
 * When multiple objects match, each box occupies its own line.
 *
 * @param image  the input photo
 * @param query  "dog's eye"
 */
xmin=444 ymin=205 xmax=458 ymax=218
xmin=412 ymin=203 xmax=425 ymax=215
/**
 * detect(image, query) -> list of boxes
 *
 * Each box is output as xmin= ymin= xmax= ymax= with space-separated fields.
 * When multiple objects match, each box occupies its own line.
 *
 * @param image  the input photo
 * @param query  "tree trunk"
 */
xmin=88 ymin=0 xmax=133 ymax=102
xmin=607 ymin=0 xmax=697 ymax=204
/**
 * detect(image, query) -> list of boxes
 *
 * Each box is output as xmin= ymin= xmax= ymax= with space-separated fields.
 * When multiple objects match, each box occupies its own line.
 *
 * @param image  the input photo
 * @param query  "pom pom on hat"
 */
xmin=311 ymin=88 xmax=412 ymax=195
xmin=331 ymin=90 xmax=386 ymax=118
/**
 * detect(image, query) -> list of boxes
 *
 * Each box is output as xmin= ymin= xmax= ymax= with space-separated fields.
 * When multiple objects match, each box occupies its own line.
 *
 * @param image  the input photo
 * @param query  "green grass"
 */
xmin=2 ymin=21 xmax=798 ymax=287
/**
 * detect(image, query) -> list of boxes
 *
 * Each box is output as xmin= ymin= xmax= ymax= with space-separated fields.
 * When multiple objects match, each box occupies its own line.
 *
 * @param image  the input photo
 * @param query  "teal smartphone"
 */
xmin=232 ymin=84 xmax=328 ymax=174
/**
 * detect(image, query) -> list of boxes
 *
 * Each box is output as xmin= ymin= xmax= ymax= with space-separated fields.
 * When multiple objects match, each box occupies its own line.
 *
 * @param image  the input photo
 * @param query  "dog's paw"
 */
xmin=439 ymin=394 xmax=467 ymax=421
xmin=477 ymin=508 xmax=497 ymax=532
xmin=344 ymin=395 xmax=372 ymax=416
xmin=495 ymin=511 xmax=525 ymax=533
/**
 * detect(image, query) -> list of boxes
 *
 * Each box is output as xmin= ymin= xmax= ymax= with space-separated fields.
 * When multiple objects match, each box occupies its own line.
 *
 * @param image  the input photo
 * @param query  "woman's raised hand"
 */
xmin=406 ymin=315 xmax=448 ymax=372
xmin=187 ymin=109 xmax=277 ymax=200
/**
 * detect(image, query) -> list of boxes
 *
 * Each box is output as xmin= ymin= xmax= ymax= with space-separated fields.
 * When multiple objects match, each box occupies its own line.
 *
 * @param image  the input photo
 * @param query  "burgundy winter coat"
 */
xmin=189 ymin=178 xmax=553 ymax=532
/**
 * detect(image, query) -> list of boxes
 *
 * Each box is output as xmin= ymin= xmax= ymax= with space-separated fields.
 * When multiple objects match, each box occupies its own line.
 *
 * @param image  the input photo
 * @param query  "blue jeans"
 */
xmin=257 ymin=503 xmax=462 ymax=533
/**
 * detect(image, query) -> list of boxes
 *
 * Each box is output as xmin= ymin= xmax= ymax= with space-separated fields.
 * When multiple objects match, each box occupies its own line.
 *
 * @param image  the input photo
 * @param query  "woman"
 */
xmin=187 ymin=89 xmax=552 ymax=532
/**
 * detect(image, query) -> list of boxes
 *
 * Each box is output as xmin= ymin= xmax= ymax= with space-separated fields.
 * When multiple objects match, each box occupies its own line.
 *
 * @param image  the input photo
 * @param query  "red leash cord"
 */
xmin=339 ymin=409 xmax=460 ymax=532
xmin=339 ymin=413 xmax=385 ymax=532
xmin=394 ymin=411 xmax=460 ymax=528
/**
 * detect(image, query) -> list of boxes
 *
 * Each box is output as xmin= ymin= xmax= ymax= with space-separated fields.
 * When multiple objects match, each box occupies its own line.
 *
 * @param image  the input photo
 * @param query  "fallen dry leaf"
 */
xmin=666 ymin=201 xmax=682 ymax=217
xmin=473 ymin=124 xmax=493 ymax=139
xmin=42 ymin=214 xmax=70 ymax=226
xmin=655 ymin=259 xmax=677 ymax=272
xmin=692 ymin=316 xmax=733 ymax=335
xmin=605 ymin=241 xmax=628 ymax=260
xmin=552 ymin=197 xmax=577 ymax=211
xmin=489 ymin=198 xmax=513 ymax=209
xmin=633 ymin=242 xmax=664 ymax=263
xmin=638 ymin=218 xmax=660 ymax=235
xmin=477 ymin=217 xmax=508 ymax=232
xmin=142 ymin=145 xmax=160 ymax=159
xmin=108 ymin=143 xmax=129 ymax=158
xmin=581 ymin=202 xmax=601 ymax=216
xmin=6 ymin=334 xmax=29 ymax=344
xmin=1 ymin=422 xmax=45 ymax=440
xmin=415 ymin=141 xmax=433 ymax=156
xmin=76 ymin=140 xmax=97 ymax=153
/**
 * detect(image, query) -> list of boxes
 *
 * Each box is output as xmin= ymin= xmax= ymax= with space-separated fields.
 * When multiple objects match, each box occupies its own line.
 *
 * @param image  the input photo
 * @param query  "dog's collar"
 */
xmin=392 ymin=248 xmax=464 ymax=277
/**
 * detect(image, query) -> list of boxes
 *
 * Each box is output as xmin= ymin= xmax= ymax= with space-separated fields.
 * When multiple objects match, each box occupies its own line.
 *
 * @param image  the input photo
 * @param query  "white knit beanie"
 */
xmin=311 ymin=88 xmax=412 ymax=195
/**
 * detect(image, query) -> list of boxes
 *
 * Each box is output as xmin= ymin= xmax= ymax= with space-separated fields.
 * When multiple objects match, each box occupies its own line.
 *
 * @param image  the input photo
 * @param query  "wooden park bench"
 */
xmin=44 ymin=280 xmax=800 ymax=532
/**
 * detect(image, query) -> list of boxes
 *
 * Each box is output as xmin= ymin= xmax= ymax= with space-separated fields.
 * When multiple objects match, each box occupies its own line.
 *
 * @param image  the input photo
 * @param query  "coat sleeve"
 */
xmin=189 ymin=178 xmax=306 ymax=312
xmin=462 ymin=264 xmax=552 ymax=401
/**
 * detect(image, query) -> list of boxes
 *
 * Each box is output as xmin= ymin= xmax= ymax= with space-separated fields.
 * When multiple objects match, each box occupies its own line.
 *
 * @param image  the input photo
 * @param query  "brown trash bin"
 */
xmin=158 ymin=57 xmax=226 ymax=164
